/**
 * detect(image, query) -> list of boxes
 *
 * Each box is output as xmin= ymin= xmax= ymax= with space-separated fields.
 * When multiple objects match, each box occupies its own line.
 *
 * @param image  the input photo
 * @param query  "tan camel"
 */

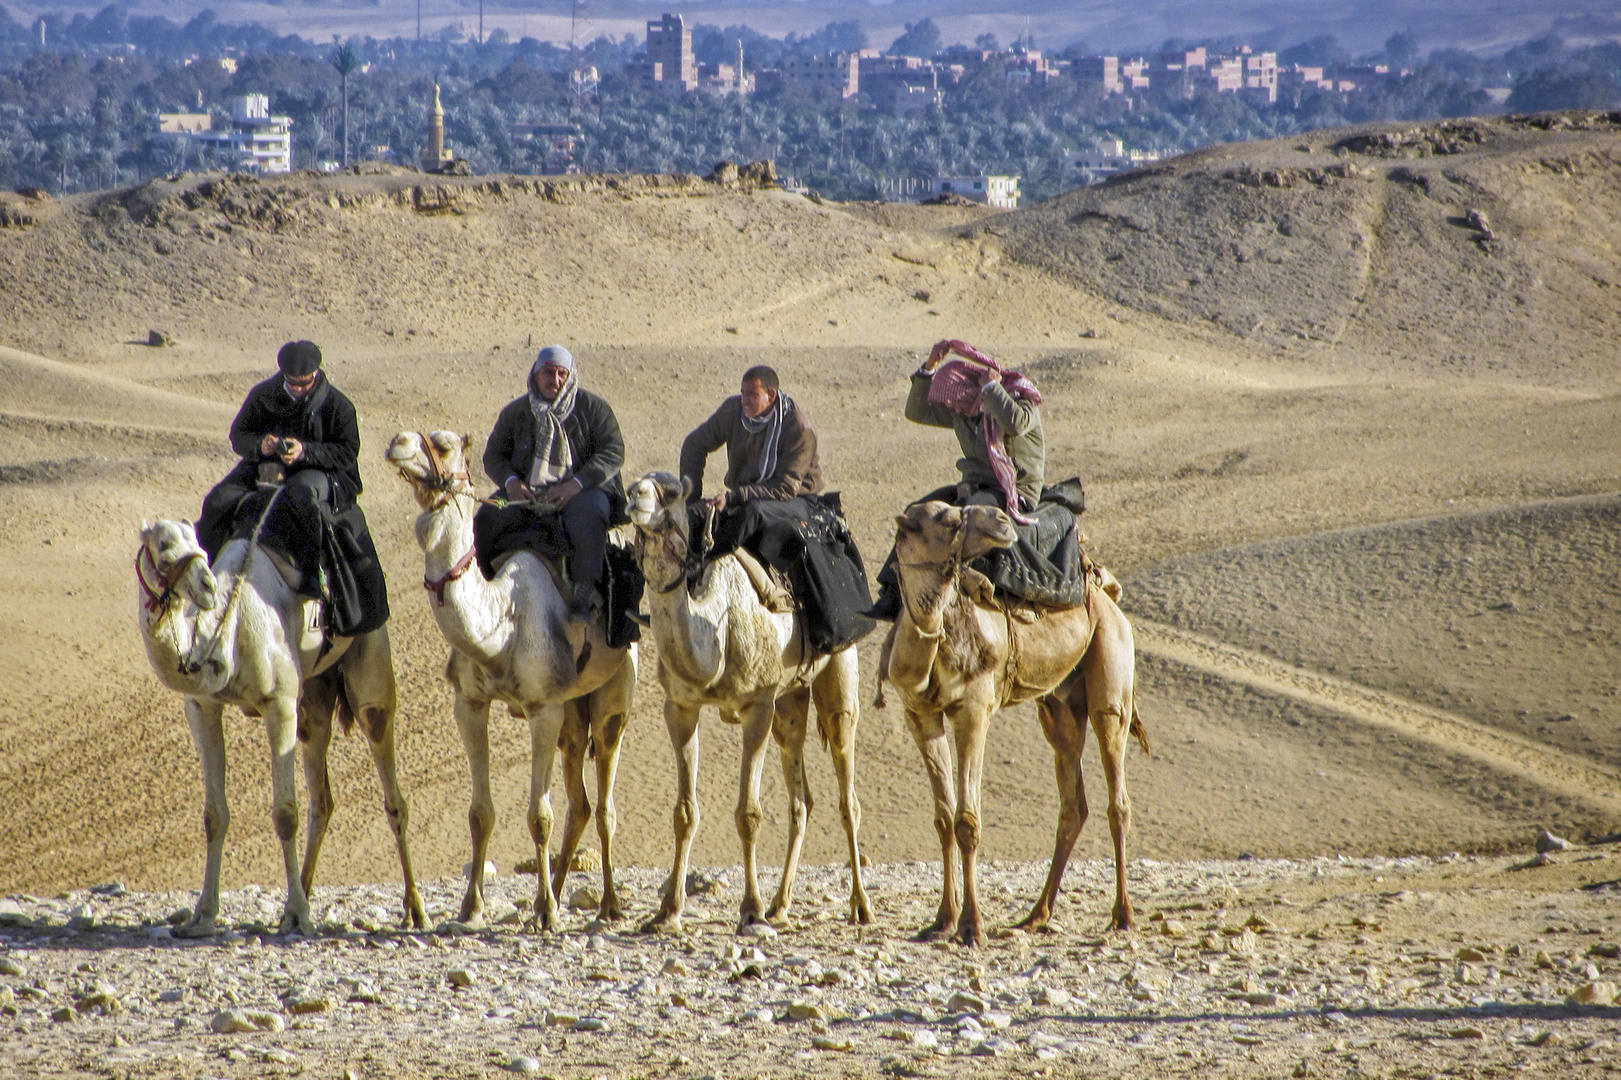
xmin=881 ymin=501 xmax=1148 ymax=945
xmin=625 ymin=473 xmax=870 ymax=932
xmin=387 ymin=431 xmax=636 ymax=930
xmin=136 ymin=517 xmax=425 ymax=936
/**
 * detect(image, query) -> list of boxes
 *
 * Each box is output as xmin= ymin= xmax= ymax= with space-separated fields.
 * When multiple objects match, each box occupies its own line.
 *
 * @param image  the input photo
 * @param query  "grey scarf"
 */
xmin=739 ymin=390 xmax=791 ymax=487
xmin=527 ymin=370 xmax=578 ymax=488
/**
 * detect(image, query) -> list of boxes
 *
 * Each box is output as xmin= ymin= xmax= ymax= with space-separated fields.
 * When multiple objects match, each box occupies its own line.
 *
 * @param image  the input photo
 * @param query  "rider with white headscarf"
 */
xmin=473 ymin=345 xmax=628 ymax=622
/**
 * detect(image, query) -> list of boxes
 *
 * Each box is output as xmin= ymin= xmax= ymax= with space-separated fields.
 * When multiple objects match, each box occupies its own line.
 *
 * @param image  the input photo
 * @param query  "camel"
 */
xmin=625 ymin=472 xmax=869 ymax=932
xmin=386 ymin=430 xmax=637 ymax=930
xmin=135 ymin=516 xmax=425 ymax=937
xmin=880 ymin=501 xmax=1149 ymax=945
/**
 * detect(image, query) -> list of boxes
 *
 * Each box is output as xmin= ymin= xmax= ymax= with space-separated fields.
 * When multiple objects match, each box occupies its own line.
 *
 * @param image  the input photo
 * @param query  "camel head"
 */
xmin=138 ymin=518 xmax=220 ymax=611
xmin=386 ymin=430 xmax=475 ymax=508
xmin=893 ymin=501 xmax=1018 ymax=570
xmin=626 ymin=471 xmax=689 ymax=536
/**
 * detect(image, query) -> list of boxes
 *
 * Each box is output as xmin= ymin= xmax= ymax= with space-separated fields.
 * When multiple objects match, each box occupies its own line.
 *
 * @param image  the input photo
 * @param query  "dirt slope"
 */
xmin=1 ymin=117 xmax=1618 ymax=898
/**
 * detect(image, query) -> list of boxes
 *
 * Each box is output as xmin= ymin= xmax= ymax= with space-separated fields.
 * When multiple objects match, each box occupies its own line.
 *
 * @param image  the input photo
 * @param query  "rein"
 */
xmin=413 ymin=432 xmax=476 ymax=508
xmin=637 ymin=500 xmax=711 ymax=596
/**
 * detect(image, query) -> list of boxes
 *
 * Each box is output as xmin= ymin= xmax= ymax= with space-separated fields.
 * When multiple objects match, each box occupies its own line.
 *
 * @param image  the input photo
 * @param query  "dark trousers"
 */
xmin=471 ymin=486 xmax=612 ymax=595
xmin=197 ymin=461 xmax=333 ymax=562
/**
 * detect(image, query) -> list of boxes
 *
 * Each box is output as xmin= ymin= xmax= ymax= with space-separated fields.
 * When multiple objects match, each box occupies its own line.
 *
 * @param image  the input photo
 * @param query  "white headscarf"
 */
xmin=739 ymin=389 xmax=791 ymax=486
xmin=527 ymin=348 xmax=578 ymax=488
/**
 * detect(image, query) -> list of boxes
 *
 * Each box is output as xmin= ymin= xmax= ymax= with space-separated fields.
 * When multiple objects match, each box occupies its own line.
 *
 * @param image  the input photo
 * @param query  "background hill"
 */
xmin=0 ymin=113 xmax=1618 ymax=898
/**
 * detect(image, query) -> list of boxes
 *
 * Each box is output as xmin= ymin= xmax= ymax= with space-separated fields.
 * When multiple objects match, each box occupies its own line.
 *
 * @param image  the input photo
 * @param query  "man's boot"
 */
xmin=568 ymin=580 xmax=596 ymax=624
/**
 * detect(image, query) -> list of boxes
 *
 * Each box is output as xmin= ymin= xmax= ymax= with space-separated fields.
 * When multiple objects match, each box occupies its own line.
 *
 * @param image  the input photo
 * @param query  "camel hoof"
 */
xmin=639 ymin=913 xmax=682 ymax=935
xmin=402 ymin=895 xmax=428 ymax=930
xmin=598 ymin=898 xmax=626 ymax=923
xmin=177 ymin=917 xmax=219 ymax=939
xmin=1013 ymin=910 xmax=1050 ymax=933
xmin=523 ymin=911 xmax=560 ymax=934
xmin=849 ymin=895 xmax=873 ymax=925
xmin=279 ymin=910 xmax=315 ymax=938
xmin=954 ymin=920 xmax=985 ymax=948
xmin=912 ymin=922 xmax=952 ymax=943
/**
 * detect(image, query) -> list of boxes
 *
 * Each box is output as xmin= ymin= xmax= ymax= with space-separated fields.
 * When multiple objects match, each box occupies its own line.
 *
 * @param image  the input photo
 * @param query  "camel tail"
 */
xmin=335 ymin=676 xmax=356 ymax=735
xmin=1129 ymin=705 xmax=1150 ymax=757
xmin=872 ymin=621 xmax=895 ymax=710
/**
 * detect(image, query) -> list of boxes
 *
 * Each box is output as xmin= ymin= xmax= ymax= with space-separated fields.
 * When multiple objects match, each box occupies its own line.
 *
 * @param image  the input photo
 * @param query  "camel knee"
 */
xmin=954 ymin=811 xmax=981 ymax=853
xmin=202 ymin=807 xmax=227 ymax=843
xmin=932 ymin=812 xmax=954 ymax=847
xmin=360 ymin=705 xmax=391 ymax=744
xmin=273 ymin=805 xmax=298 ymax=843
xmin=1107 ymin=800 xmax=1131 ymax=834
xmin=735 ymin=803 xmax=762 ymax=842
xmin=308 ymin=786 xmax=336 ymax=822
xmin=467 ymin=805 xmax=494 ymax=840
xmin=672 ymin=800 xmax=698 ymax=837
xmin=1057 ymin=803 xmax=1085 ymax=837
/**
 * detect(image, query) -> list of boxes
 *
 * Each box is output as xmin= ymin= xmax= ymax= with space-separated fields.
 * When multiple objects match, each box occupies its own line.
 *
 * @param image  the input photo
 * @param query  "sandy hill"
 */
xmin=0 ymin=115 xmax=1618 ymax=900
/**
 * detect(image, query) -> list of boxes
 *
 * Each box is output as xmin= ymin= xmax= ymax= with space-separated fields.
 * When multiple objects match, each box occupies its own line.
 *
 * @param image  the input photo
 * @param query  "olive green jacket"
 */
xmin=904 ymin=371 xmax=1045 ymax=507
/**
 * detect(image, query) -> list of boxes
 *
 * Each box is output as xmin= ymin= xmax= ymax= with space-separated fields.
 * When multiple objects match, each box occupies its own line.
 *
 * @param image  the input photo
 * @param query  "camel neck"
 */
xmin=416 ymin=494 xmax=512 ymax=661
xmin=642 ymin=537 xmax=729 ymax=688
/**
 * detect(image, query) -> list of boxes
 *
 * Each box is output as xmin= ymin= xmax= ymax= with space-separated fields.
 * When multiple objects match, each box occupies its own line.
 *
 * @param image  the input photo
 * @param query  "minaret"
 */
xmin=736 ymin=38 xmax=745 ymax=92
xmin=421 ymin=82 xmax=445 ymax=171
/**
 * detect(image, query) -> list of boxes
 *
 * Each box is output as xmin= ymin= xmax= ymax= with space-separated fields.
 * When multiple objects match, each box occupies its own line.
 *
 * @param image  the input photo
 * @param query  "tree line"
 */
xmin=0 ymin=5 xmax=1617 ymax=198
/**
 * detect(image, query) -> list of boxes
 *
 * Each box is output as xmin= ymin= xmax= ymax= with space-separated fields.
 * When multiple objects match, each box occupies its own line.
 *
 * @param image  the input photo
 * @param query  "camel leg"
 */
xmin=550 ymin=699 xmax=593 ymax=907
xmin=904 ymin=707 xmax=959 ymax=940
xmin=180 ymin=698 xmax=228 ymax=938
xmin=1017 ymin=692 xmax=1089 ymax=932
xmin=524 ymin=703 xmax=569 ymax=932
xmin=642 ymin=699 xmax=701 ymax=933
xmin=765 ymin=687 xmax=811 ymax=923
xmin=341 ymin=635 xmax=425 ymax=930
xmin=589 ymin=672 xmax=633 ymax=922
xmin=1085 ymin=607 xmax=1138 ymax=932
xmin=296 ymin=675 xmax=338 ymax=906
xmin=735 ymin=696 xmax=776 ymax=931
xmin=264 ymin=696 xmax=313 ymax=937
xmin=951 ymin=701 xmax=992 ymax=947
xmin=815 ymin=647 xmax=870 ymax=925
xmin=453 ymin=694 xmax=495 ymax=927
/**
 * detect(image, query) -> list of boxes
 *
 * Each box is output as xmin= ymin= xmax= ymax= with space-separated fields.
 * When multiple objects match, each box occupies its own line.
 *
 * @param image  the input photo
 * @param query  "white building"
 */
xmin=156 ymin=94 xmax=294 ymax=174
xmin=1062 ymin=138 xmax=1161 ymax=188
xmin=928 ymin=174 xmax=1019 ymax=208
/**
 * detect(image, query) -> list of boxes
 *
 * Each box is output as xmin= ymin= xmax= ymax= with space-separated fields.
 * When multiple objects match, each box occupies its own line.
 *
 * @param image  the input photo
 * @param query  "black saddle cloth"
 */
xmin=474 ymin=506 xmax=644 ymax=651
xmin=700 ymin=492 xmax=876 ymax=656
xmin=923 ymin=478 xmax=1091 ymax=608
xmin=229 ymin=485 xmax=389 ymax=637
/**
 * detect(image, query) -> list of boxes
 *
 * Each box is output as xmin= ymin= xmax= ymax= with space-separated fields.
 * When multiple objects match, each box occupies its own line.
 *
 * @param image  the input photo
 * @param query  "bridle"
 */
xmin=136 ymin=544 xmax=205 ymax=615
xmin=410 ymin=431 xmax=476 ymax=509
xmin=894 ymin=528 xmax=969 ymax=641
xmin=405 ymin=432 xmax=480 ymax=604
xmin=634 ymin=496 xmax=709 ymax=596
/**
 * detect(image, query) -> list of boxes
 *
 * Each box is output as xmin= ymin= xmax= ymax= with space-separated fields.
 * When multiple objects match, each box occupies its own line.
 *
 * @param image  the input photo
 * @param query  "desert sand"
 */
xmin=1 ymin=112 xmax=1619 ymax=1076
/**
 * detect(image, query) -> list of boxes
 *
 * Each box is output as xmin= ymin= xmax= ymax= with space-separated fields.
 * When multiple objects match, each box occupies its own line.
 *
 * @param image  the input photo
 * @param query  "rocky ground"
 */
xmin=6 ymin=846 xmax=1621 ymax=1079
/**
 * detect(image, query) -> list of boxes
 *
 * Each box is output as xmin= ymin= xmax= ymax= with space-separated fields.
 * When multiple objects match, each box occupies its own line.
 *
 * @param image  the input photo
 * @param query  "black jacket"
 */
xmin=482 ymin=389 xmax=627 ymax=515
xmin=228 ymin=374 xmax=363 ymax=503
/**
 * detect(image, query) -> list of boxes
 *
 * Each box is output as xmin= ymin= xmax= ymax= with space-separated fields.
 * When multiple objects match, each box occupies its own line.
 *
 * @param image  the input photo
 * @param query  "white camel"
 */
xmin=135 ymin=517 xmax=425 ymax=937
xmin=386 ymin=430 xmax=637 ymax=930
xmin=625 ymin=472 xmax=870 ymax=932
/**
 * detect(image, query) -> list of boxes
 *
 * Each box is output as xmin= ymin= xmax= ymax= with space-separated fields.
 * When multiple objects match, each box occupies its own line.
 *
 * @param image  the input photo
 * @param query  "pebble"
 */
xmin=1536 ymin=830 xmax=1570 ymax=853
xmin=743 ymin=921 xmax=777 ymax=938
xmin=0 ymin=956 xmax=26 ymax=976
xmin=1449 ymin=1026 xmax=1486 ymax=1040
xmin=448 ymin=968 xmax=474 ymax=988
xmin=1228 ymin=929 xmax=1260 ymax=957
xmin=1033 ymin=985 xmax=1070 ymax=1007
xmin=569 ymin=886 xmax=602 ymax=911
xmin=812 ymin=1035 xmax=853 ymax=1051
xmin=573 ymin=1016 xmax=609 ymax=1032
xmin=508 ymin=1055 xmax=542 ymax=1073
xmin=1458 ymin=947 xmax=1487 ymax=962
xmin=287 ymin=994 xmax=333 ymax=1015
xmin=210 ymin=1009 xmax=255 ymax=1034
xmin=1569 ymin=981 xmax=1617 ymax=1005
xmin=945 ymin=990 xmax=985 ymax=1015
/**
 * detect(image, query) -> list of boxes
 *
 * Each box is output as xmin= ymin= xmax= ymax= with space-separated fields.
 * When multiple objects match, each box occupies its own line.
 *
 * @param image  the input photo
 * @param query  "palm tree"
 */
xmin=331 ymin=43 xmax=360 ymax=166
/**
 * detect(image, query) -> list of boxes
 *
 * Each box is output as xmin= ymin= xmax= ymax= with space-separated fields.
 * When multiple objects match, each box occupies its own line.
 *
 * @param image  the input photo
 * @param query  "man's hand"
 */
xmin=259 ymin=433 xmax=281 ymax=457
xmin=504 ymin=477 xmax=535 ymax=503
xmin=542 ymin=477 xmax=584 ymax=506
xmin=278 ymin=437 xmax=304 ymax=464
xmin=704 ymin=491 xmax=728 ymax=513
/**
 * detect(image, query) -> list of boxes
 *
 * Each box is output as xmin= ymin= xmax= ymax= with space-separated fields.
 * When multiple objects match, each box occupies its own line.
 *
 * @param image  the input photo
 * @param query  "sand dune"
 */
xmin=1 ymin=115 xmax=1618 ymax=898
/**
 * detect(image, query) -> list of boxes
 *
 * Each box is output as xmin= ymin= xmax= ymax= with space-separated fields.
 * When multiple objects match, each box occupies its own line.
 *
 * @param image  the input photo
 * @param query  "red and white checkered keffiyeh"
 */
xmin=924 ymin=339 xmax=1042 ymax=524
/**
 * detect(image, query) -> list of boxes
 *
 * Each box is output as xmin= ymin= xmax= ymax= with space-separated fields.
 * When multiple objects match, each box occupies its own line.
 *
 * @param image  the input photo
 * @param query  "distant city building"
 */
xmin=1062 ymin=138 xmax=1161 ymax=188
xmin=928 ymin=174 xmax=1020 ymax=209
xmin=859 ymin=53 xmax=940 ymax=112
xmin=156 ymin=94 xmax=292 ymax=173
xmin=514 ymin=121 xmax=584 ymax=171
xmin=781 ymin=52 xmax=860 ymax=98
xmin=631 ymin=12 xmax=697 ymax=92
xmin=1072 ymin=55 xmax=1121 ymax=94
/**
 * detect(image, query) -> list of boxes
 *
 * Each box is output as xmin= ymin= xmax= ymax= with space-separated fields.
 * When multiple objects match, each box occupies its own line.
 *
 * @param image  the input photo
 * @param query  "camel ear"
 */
xmin=461 ymin=433 xmax=472 ymax=452
xmin=894 ymin=515 xmax=912 ymax=531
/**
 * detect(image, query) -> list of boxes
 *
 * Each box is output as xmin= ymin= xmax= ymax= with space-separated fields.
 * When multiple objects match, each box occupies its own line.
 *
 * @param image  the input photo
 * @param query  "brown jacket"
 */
xmin=680 ymin=395 xmax=823 ymax=503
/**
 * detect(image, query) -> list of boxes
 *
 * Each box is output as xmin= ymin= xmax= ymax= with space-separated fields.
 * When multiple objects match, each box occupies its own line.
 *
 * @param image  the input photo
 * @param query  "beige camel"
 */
xmin=882 ymin=501 xmax=1148 ymax=945
xmin=387 ymin=431 xmax=636 ymax=930
xmin=136 ymin=517 xmax=425 ymax=936
xmin=625 ymin=473 xmax=870 ymax=931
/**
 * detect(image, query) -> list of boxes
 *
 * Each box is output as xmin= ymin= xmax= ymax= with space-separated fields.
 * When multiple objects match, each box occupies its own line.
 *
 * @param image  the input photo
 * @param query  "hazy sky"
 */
xmin=8 ymin=1 xmax=1610 ymax=56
